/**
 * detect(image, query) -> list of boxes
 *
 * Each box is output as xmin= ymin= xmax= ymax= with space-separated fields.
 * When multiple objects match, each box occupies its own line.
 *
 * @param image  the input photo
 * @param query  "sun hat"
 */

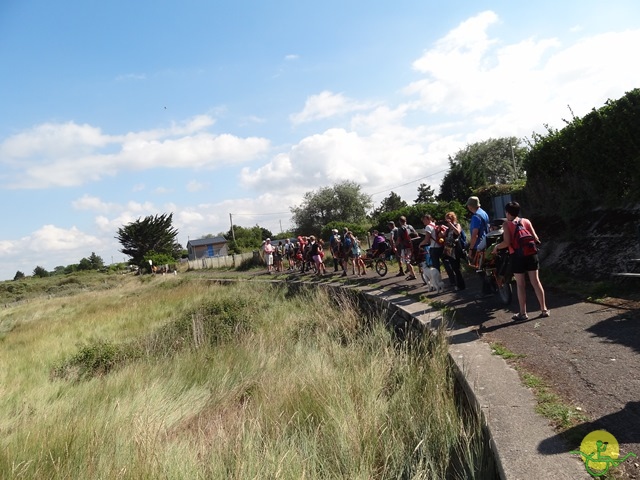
xmin=466 ymin=196 xmax=480 ymax=208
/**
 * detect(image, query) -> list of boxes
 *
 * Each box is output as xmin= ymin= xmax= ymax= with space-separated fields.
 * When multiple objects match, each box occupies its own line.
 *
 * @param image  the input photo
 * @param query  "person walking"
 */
xmin=263 ymin=238 xmax=275 ymax=274
xmin=442 ymin=211 xmax=466 ymax=291
xmin=495 ymin=201 xmax=549 ymax=321
xmin=466 ymin=196 xmax=490 ymax=258
xmin=466 ymin=196 xmax=492 ymax=295
xmin=309 ymin=235 xmax=325 ymax=276
xmin=388 ymin=221 xmax=405 ymax=277
xmin=397 ymin=216 xmax=417 ymax=280
xmin=284 ymin=238 xmax=294 ymax=270
xmin=349 ymin=232 xmax=367 ymax=276
xmin=329 ymin=229 xmax=341 ymax=272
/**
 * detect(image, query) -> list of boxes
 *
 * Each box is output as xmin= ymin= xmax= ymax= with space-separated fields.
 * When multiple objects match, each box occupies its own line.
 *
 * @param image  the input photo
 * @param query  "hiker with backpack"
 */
xmin=466 ymin=196 xmax=493 ymax=295
xmin=397 ymin=216 xmax=418 ymax=280
xmin=495 ymin=201 xmax=549 ymax=321
xmin=466 ymin=196 xmax=490 ymax=258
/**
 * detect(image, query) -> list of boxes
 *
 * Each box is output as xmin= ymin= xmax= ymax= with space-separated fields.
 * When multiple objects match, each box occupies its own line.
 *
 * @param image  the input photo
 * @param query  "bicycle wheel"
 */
xmin=375 ymin=259 xmax=387 ymax=277
xmin=485 ymin=273 xmax=498 ymax=294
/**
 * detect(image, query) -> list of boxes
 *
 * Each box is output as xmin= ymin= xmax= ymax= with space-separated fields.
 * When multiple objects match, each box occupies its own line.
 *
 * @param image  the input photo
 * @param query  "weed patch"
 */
xmin=490 ymin=342 xmax=526 ymax=360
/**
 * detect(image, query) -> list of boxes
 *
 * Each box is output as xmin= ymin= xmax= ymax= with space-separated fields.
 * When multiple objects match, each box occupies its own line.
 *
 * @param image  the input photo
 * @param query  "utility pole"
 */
xmin=510 ymin=141 xmax=517 ymax=180
xmin=229 ymin=213 xmax=236 ymax=242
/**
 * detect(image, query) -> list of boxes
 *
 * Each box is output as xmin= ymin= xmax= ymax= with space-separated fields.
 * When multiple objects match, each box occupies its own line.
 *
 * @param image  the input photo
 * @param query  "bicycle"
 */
xmin=362 ymin=245 xmax=392 ymax=277
xmin=470 ymin=227 xmax=514 ymax=305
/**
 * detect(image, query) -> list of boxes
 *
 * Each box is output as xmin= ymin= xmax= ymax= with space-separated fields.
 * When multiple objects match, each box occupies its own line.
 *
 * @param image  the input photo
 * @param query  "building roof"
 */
xmin=187 ymin=236 xmax=227 ymax=247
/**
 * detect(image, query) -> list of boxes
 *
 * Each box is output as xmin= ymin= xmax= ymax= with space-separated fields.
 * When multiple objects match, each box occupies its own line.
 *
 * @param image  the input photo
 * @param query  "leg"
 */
xmin=442 ymin=256 xmax=456 ymax=286
xmin=430 ymin=247 xmax=443 ymax=271
xmin=514 ymin=272 xmax=527 ymax=316
xmin=527 ymin=270 xmax=548 ymax=313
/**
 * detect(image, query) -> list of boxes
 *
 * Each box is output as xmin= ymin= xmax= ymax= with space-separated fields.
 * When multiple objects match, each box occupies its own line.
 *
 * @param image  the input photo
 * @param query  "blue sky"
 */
xmin=0 ymin=0 xmax=638 ymax=280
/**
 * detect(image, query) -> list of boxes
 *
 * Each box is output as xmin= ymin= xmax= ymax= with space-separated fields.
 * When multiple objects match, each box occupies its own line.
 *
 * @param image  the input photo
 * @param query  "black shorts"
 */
xmin=510 ymin=253 xmax=539 ymax=274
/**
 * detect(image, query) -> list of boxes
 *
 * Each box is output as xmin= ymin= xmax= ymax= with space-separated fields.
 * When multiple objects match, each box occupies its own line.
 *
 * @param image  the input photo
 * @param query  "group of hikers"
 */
xmin=261 ymin=196 xmax=549 ymax=321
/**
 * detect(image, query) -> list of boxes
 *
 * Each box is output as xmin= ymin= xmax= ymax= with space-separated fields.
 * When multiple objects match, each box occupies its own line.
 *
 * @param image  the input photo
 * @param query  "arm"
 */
xmin=469 ymin=228 xmax=479 ymax=250
xmin=418 ymin=227 xmax=432 ymax=247
xmin=446 ymin=221 xmax=461 ymax=236
xmin=527 ymin=220 xmax=541 ymax=244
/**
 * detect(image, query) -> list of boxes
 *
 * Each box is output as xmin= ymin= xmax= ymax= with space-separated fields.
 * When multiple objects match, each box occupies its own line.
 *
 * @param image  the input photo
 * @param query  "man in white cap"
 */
xmin=263 ymin=238 xmax=275 ymax=274
xmin=329 ymin=228 xmax=341 ymax=272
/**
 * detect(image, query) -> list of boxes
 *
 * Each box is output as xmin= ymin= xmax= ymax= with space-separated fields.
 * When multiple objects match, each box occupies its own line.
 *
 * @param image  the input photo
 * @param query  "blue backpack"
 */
xmin=458 ymin=229 xmax=468 ymax=250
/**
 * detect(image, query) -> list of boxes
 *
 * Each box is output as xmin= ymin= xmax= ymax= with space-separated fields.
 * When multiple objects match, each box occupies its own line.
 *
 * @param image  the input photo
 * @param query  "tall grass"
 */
xmin=0 ymin=275 xmax=491 ymax=479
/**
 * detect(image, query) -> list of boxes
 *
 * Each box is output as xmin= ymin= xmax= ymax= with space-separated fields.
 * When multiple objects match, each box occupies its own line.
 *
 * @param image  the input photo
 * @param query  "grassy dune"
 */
xmin=0 ymin=274 xmax=489 ymax=479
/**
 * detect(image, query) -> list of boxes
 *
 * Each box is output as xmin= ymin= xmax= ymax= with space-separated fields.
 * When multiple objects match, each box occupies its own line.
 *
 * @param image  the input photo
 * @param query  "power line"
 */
xmin=368 ymin=168 xmax=449 ymax=198
xmin=230 ymin=211 xmax=290 ymax=216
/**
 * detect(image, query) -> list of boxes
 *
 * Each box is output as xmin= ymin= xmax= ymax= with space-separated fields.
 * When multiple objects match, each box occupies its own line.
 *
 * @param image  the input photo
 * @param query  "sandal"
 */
xmin=405 ymin=275 xmax=417 ymax=280
xmin=540 ymin=310 xmax=551 ymax=318
xmin=511 ymin=313 xmax=529 ymax=322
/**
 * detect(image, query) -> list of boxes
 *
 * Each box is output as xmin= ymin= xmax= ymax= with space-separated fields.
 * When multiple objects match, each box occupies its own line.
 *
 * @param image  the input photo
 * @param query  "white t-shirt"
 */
xmin=424 ymin=223 xmax=437 ymax=248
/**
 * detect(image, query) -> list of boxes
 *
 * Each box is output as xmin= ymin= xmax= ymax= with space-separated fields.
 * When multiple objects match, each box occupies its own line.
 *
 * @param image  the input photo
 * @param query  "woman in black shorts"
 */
xmin=495 ymin=201 xmax=549 ymax=321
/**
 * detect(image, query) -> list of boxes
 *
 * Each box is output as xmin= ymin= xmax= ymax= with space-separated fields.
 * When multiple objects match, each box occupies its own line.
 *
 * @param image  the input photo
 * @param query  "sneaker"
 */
xmin=395 ymin=271 xmax=405 ymax=277
xmin=511 ymin=313 xmax=529 ymax=322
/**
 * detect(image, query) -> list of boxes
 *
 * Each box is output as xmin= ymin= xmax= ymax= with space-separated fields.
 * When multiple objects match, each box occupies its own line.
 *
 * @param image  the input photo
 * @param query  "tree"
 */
xmin=370 ymin=192 xmax=407 ymax=220
xmin=53 ymin=266 xmax=66 ymax=275
xmin=13 ymin=271 xmax=25 ymax=281
xmin=33 ymin=266 xmax=49 ymax=278
xmin=415 ymin=183 xmax=436 ymax=204
xmin=291 ymin=181 xmax=372 ymax=235
xmin=438 ymin=137 xmax=524 ymax=203
xmin=78 ymin=258 xmax=93 ymax=271
xmin=224 ymin=225 xmax=273 ymax=253
xmin=88 ymin=252 xmax=104 ymax=270
xmin=116 ymin=213 xmax=180 ymax=266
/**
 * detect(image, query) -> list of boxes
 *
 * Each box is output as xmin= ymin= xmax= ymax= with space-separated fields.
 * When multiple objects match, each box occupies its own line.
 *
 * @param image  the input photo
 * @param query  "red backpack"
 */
xmin=512 ymin=220 xmax=538 ymax=257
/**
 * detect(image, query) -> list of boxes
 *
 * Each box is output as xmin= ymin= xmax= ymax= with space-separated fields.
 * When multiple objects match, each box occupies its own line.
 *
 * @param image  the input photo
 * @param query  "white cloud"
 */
xmin=405 ymin=11 xmax=640 ymax=135
xmin=24 ymin=225 xmax=102 ymax=253
xmin=72 ymin=194 xmax=120 ymax=214
xmin=0 ymin=115 xmax=270 ymax=189
xmin=186 ymin=180 xmax=206 ymax=192
xmin=2 ymin=10 xmax=639 ymax=280
xmin=290 ymin=91 xmax=376 ymax=125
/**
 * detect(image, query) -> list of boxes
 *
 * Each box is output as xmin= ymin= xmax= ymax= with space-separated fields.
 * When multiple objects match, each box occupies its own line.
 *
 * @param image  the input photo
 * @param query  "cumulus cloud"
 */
xmin=0 ymin=115 xmax=270 ymax=189
xmin=290 ymin=91 xmax=376 ymax=125
xmin=25 ymin=225 xmax=102 ymax=253
xmin=72 ymin=194 xmax=120 ymax=214
xmin=2 ymin=10 xmax=639 ymax=280
xmin=405 ymin=10 xmax=640 ymax=133
xmin=243 ymin=13 xmax=640 ymax=205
